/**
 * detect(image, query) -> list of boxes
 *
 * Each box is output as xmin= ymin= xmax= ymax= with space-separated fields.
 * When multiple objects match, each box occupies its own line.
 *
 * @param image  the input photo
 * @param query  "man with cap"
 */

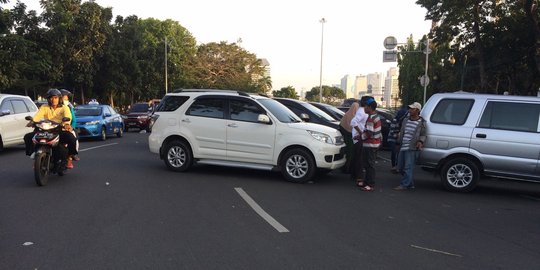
xmin=394 ymin=102 xmax=426 ymax=190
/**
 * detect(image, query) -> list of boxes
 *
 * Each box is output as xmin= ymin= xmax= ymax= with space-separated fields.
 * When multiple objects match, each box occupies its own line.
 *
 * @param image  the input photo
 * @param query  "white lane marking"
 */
xmin=410 ymin=244 xmax=462 ymax=257
xmin=79 ymin=143 xmax=118 ymax=152
xmin=234 ymin=187 xmax=289 ymax=233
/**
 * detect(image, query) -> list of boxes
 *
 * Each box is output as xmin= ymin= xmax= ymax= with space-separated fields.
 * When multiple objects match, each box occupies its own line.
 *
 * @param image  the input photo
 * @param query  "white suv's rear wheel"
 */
xmin=441 ymin=158 xmax=479 ymax=192
xmin=281 ymin=148 xmax=315 ymax=183
xmin=164 ymin=141 xmax=192 ymax=172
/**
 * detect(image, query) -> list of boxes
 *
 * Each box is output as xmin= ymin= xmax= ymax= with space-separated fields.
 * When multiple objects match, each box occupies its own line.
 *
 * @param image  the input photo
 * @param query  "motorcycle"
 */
xmin=25 ymin=116 xmax=70 ymax=186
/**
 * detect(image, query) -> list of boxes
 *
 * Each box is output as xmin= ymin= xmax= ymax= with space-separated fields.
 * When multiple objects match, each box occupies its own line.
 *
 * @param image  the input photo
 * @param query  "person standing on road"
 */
xmin=339 ymin=102 xmax=359 ymax=173
xmin=387 ymin=105 xmax=407 ymax=173
xmin=394 ymin=102 xmax=426 ymax=191
xmin=359 ymin=97 xmax=382 ymax=191
xmin=350 ymin=96 xmax=370 ymax=187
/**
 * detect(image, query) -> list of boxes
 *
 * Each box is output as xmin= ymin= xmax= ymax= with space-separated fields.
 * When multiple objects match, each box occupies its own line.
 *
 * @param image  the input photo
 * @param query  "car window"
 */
xmin=103 ymin=106 xmax=112 ymax=115
xmin=186 ymin=98 xmax=224 ymax=119
xmin=431 ymin=99 xmax=474 ymax=125
xmin=229 ymin=99 xmax=265 ymax=123
xmin=11 ymin=99 xmax=29 ymax=114
xmin=23 ymin=99 xmax=37 ymax=112
xmin=301 ymin=102 xmax=336 ymax=122
xmin=108 ymin=106 xmax=117 ymax=114
xmin=0 ymin=100 xmax=14 ymax=114
xmin=157 ymin=96 xmax=189 ymax=112
xmin=479 ymin=101 xmax=540 ymax=132
xmin=257 ymin=99 xmax=301 ymax=123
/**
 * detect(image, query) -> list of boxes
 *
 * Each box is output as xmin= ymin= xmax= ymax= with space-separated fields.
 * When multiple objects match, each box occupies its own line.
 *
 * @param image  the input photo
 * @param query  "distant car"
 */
xmin=75 ymin=104 xmax=124 ymax=140
xmin=0 ymin=94 xmax=38 ymax=150
xmin=273 ymin=98 xmax=340 ymax=130
xmin=123 ymin=102 xmax=153 ymax=132
xmin=309 ymin=102 xmax=345 ymax=121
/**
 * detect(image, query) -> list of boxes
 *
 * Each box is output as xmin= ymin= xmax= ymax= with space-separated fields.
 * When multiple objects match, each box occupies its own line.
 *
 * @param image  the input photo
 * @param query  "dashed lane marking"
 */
xmin=234 ymin=187 xmax=289 ymax=233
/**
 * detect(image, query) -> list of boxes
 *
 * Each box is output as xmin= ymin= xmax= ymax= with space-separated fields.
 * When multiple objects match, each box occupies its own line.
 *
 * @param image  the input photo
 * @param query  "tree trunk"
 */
xmin=524 ymin=0 xmax=540 ymax=92
xmin=473 ymin=3 xmax=488 ymax=93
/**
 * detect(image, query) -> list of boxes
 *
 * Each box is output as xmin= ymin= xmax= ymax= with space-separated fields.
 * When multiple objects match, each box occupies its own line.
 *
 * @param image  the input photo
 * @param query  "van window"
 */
xmin=11 ymin=99 xmax=29 ymax=114
xmin=431 ymin=99 xmax=474 ymax=125
xmin=230 ymin=99 xmax=265 ymax=123
xmin=479 ymin=101 xmax=540 ymax=132
xmin=158 ymin=96 xmax=189 ymax=112
xmin=186 ymin=98 xmax=224 ymax=119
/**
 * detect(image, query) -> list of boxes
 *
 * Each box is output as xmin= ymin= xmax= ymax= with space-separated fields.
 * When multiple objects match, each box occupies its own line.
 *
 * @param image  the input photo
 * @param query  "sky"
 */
xmin=10 ymin=0 xmax=432 ymax=93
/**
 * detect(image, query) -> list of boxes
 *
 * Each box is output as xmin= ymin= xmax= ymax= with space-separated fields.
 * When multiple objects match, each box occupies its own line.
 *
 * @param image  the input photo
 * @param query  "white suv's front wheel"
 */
xmin=163 ymin=140 xmax=193 ymax=172
xmin=281 ymin=148 xmax=316 ymax=183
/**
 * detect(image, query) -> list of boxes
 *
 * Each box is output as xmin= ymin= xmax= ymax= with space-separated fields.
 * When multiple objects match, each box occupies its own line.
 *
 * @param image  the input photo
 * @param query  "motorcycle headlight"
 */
xmin=86 ymin=120 xmax=100 ymax=125
xmin=307 ymin=130 xmax=334 ymax=145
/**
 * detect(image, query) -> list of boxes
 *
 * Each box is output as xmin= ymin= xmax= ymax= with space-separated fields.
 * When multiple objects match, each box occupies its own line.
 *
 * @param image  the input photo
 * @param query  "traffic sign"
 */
xmin=383 ymin=50 xmax=397 ymax=62
xmin=419 ymin=75 xmax=430 ymax=87
xmin=383 ymin=36 xmax=398 ymax=50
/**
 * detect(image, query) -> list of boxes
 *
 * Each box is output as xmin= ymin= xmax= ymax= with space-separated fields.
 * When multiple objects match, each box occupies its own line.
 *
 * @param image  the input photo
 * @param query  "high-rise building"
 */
xmin=384 ymin=67 xmax=400 ymax=108
xmin=340 ymin=75 xmax=355 ymax=99
xmin=367 ymin=72 xmax=384 ymax=102
xmin=354 ymin=75 xmax=367 ymax=98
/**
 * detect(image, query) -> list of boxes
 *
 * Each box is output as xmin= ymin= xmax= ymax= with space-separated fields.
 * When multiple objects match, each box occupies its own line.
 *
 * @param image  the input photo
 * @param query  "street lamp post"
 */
xmin=319 ymin=18 xmax=326 ymax=103
xmin=422 ymin=38 xmax=429 ymax=104
xmin=164 ymin=36 xmax=169 ymax=94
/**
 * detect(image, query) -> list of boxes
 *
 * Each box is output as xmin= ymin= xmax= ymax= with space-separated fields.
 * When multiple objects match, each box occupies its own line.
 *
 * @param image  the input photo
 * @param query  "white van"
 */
xmin=0 ymin=94 xmax=38 ymax=150
xmin=148 ymin=90 xmax=346 ymax=183
xmin=418 ymin=92 xmax=540 ymax=192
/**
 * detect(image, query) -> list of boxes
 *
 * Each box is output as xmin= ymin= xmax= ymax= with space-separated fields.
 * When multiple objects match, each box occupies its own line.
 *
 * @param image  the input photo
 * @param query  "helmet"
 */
xmin=46 ymin=89 xmax=62 ymax=99
xmin=59 ymin=89 xmax=72 ymax=97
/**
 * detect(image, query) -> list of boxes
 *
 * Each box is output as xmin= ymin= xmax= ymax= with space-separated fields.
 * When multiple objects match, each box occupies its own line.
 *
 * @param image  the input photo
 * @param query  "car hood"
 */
xmin=124 ymin=112 xmax=149 ymax=117
xmin=286 ymin=121 xmax=341 ymax=136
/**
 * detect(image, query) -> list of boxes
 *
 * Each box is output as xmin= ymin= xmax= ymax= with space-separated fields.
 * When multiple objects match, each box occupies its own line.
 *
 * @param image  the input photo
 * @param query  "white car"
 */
xmin=0 ymin=94 xmax=38 ymax=150
xmin=149 ymin=90 xmax=346 ymax=183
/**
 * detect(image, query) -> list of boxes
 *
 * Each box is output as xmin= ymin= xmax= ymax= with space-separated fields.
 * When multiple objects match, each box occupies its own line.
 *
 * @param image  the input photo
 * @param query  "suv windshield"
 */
xmin=258 ymin=99 xmax=301 ymax=123
xmin=129 ymin=103 xmax=150 ymax=113
xmin=301 ymin=102 xmax=337 ymax=122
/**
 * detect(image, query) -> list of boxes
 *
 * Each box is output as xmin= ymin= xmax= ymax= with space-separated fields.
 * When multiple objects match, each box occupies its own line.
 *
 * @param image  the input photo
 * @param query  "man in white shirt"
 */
xmin=349 ymin=96 xmax=370 ymax=186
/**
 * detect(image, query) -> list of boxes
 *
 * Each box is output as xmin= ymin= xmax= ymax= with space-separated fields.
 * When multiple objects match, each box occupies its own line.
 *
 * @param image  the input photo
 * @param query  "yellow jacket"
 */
xmin=33 ymin=104 xmax=72 ymax=124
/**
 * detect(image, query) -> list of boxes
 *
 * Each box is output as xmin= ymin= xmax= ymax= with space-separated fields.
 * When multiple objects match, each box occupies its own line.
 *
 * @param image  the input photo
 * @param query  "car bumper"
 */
xmin=314 ymin=145 xmax=347 ymax=170
xmin=124 ymin=119 xmax=150 ymax=129
xmin=78 ymin=125 xmax=102 ymax=138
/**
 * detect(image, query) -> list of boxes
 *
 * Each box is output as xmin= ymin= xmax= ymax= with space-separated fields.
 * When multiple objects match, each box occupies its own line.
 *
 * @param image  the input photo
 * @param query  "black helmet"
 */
xmin=46 ymin=89 xmax=62 ymax=99
xmin=59 ymin=89 xmax=72 ymax=97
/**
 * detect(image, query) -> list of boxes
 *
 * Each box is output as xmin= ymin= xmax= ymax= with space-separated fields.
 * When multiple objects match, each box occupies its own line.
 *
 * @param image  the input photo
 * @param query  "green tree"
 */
xmin=191 ymin=41 xmax=266 ymax=92
xmin=272 ymin=86 xmax=298 ymax=99
xmin=304 ymin=85 xmax=345 ymax=104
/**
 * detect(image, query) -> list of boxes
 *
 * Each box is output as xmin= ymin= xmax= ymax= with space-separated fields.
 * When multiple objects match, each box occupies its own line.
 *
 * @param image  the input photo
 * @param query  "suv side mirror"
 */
xmin=257 ymin=114 xmax=271 ymax=124
xmin=104 ymin=113 xmax=112 ymax=118
xmin=25 ymin=115 xmax=33 ymax=120
xmin=1 ymin=109 xmax=12 ymax=116
xmin=299 ymin=113 xmax=310 ymax=122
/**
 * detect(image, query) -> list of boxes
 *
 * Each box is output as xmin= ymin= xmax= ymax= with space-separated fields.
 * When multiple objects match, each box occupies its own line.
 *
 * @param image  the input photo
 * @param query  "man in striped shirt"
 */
xmin=358 ymin=97 xmax=381 ymax=191
xmin=394 ymin=102 xmax=426 ymax=190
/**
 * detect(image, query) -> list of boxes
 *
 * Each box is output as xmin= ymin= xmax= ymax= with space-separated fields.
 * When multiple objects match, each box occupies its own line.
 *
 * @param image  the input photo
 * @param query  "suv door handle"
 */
xmin=227 ymin=123 xmax=238 ymax=128
xmin=476 ymin=133 xmax=487 ymax=138
xmin=181 ymin=119 xmax=191 ymax=123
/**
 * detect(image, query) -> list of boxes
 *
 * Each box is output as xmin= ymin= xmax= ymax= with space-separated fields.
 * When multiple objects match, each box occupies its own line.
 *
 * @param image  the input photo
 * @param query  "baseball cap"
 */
xmin=408 ymin=102 xmax=422 ymax=110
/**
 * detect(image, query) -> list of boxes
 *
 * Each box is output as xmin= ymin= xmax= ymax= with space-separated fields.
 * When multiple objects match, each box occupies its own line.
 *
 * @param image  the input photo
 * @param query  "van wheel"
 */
xmin=281 ymin=148 xmax=315 ymax=183
xmin=440 ymin=158 xmax=479 ymax=192
xmin=163 ymin=140 xmax=192 ymax=172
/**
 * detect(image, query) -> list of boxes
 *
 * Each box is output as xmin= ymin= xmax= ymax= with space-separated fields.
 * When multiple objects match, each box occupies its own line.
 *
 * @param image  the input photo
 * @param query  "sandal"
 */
xmin=356 ymin=179 xmax=365 ymax=187
xmin=360 ymin=185 xmax=374 ymax=192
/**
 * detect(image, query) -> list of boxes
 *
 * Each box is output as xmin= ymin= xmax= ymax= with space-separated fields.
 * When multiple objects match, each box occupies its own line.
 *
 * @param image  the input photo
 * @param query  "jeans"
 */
xmin=339 ymin=126 xmax=354 ymax=173
xmin=388 ymin=140 xmax=398 ymax=167
xmin=397 ymin=150 xmax=419 ymax=188
xmin=351 ymin=142 xmax=363 ymax=181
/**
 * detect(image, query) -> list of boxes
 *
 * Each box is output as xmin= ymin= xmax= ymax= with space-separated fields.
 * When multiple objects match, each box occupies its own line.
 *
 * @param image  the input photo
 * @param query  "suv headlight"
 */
xmin=307 ymin=130 xmax=334 ymax=144
xmin=335 ymin=135 xmax=344 ymax=145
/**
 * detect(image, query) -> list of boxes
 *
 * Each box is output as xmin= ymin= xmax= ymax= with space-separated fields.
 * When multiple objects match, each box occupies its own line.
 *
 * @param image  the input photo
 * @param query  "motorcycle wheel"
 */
xmin=34 ymin=151 xmax=49 ymax=186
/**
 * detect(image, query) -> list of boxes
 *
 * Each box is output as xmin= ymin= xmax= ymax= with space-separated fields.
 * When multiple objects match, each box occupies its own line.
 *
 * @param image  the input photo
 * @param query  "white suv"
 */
xmin=0 ymin=94 xmax=38 ymax=150
xmin=148 ymin=90 xmax=346 ymax=183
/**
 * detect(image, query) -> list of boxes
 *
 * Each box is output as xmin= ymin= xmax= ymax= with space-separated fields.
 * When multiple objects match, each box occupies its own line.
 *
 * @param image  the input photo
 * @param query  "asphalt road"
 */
xmin=1 ymin=132 xmax=539 ymax=270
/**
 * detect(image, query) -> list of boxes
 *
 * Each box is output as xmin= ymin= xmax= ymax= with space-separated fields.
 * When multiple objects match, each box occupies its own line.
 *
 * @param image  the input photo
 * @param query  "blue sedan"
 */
xmin=75 ymin=104 xmax=124 ymax=140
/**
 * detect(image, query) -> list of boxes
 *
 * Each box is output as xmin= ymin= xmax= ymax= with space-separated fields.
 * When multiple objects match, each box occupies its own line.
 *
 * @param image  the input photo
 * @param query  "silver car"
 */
xmin=418 ymin=92 xmax=540 ymax=192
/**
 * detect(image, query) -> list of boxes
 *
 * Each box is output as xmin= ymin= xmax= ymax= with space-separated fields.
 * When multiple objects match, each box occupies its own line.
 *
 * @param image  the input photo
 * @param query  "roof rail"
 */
xmin=171 ymin=88 xmax=252 ymax=96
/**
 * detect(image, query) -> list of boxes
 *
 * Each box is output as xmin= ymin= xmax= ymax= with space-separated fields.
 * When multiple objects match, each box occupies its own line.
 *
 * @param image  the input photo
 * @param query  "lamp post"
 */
xmin=422 ymin=38 xmax=430 ymax=104
xmin=319 ymin=18 xmax=326 ymax=103
xmin=164 ymin=36 xmax=169 ymax=94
